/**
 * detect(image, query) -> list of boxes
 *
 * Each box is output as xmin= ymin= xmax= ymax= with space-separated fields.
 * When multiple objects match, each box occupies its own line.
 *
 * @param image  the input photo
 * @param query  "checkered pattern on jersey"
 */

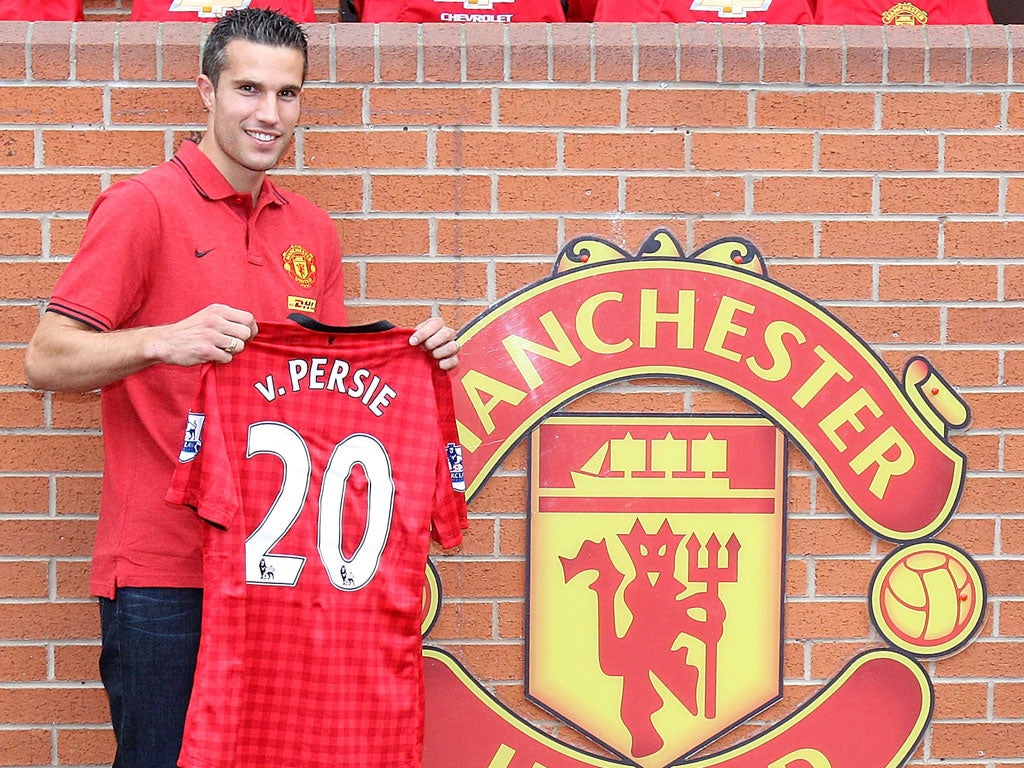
xmin=167 ymin=321 xmax=466 ymax=768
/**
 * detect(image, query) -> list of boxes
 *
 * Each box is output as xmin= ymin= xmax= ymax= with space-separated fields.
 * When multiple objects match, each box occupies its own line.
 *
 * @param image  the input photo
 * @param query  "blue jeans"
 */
xmin=99 ymin=587 xmax=203 ymax=768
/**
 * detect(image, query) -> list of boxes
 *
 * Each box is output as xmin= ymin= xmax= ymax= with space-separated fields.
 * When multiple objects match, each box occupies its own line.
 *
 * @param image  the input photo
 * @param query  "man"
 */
xmin=23 ymin=9 xmax=459 ymax=767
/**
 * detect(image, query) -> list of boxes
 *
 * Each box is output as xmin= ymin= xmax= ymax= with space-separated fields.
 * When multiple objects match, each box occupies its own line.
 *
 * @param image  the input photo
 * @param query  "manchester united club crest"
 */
xmin=881 ymin=2 xmax=929 ymax=24
xmin=420 ymin=228 xmax=985 ymax=768
xmin=529 ymin=416 xmax=785 ymax=765
xmin=282 ymin=245 xmax=317 ymax=289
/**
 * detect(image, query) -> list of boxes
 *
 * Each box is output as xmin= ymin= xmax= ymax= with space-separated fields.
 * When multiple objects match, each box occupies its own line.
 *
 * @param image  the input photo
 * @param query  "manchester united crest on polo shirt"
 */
xmin=282 ymin=245 xmax=317 ymax=289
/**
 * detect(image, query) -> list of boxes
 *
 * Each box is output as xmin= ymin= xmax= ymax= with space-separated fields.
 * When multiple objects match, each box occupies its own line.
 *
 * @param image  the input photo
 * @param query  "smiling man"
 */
xmin=24 ymin=9 xmax=459 ymax=768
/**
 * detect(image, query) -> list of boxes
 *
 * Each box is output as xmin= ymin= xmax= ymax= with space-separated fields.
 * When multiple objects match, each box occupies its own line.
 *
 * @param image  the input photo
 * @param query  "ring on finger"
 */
xmin=225 ymin=337 xmax=239 ymax=353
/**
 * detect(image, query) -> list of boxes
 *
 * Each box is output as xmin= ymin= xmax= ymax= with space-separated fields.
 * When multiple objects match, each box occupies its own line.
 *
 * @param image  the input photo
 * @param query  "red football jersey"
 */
xmin=130 ymin=0 xmax=315 ymax=22
xmin=167 ymin=319 xmax=467 ymax=768
xmin=815 ymin=0 xmax=993 ymax=24
xmin=0 ymin=0 xmax=83 ymax=20
xmin=594 ymin=0 xmax=814 ymax=23
xmin=354 ymin=0 xmax=565 ymax=22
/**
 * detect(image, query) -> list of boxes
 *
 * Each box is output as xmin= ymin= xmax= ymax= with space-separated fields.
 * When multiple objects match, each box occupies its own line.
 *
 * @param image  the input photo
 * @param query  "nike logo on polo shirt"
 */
xmin=194 ymin=248 xmax=214 ymax=258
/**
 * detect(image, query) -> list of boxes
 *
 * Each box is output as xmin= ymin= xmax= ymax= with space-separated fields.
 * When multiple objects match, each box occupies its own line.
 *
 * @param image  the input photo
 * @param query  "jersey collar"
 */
xmin=174 ymin=139 xmax=289 ymax=208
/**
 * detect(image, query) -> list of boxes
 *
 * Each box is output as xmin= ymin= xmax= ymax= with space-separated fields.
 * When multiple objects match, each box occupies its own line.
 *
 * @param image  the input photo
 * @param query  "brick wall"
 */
xmin=2 ymin=16 xmax=1023 ymax=768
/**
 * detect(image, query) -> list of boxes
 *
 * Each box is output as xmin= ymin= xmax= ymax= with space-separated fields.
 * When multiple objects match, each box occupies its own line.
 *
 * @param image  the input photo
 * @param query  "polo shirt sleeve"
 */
xmin=47 ymin=179 xmax=162 ymax=332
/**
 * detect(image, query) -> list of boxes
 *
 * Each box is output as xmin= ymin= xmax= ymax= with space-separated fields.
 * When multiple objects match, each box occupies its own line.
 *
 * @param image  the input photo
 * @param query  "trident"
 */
xmin=686 ymin=532 xmax=741 ymax=719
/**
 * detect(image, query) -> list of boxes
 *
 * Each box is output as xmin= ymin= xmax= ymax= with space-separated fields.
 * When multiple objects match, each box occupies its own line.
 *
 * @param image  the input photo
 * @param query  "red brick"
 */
xmin=334 ymin=23 xmax=375 ymax=84
xmin=501 ymin=88 xmax=620 ymax=128
xmin=787 ymin=517 xmax=875 ymax=557
xmin=827 ymin=304 xmax=941 ymax=344
xmin=75 ymin=20 xmax=115 ymax=81
xmin=56 ymin=476 xmax=102 ymax=516
xmin=371 ymin=174 xmax=489 ymax=213
xmin=843 ymin=25 xmax=885 ymax=84
xmin=338 ymin=217 xmax=430 ymax=257
xmin=0 ymin=173 xmax=99 ymax=214
xmin=770 ymin=263 xmax=873 ymax=301
xmin=0 ymin=476 xmax=48 ymax=514
xmin=0 ymin=435 xmax=103 ymax=473
xmin=593 ymin=23 xmax=632 ymax=83
xmin=422 ymin=23 xmax=463 ymax=84
xmin=929 ymin=25 xmax=966 ymax=84
xmin=0 ymin=130 xmax=34 ymax=167
xmin=29 ymin=22 xmax=72 ymax=81
xmin=883 ymin=92 xmax=1001 ymax=130
xmin=372 ymin=87 xmax=492 ymax=126
xmin=507 ymin=23 xmax=549 ymax=82
xmin=438 ymin=218 xmax=558 ymax=259
xmin=0 ymin=85 xmax=103 ymax=124
xmin=885 ymin=25 xmax=927 ymax=84
xmin=118 ymin=21 xmax=157 ymax=81
xmin=305 ymin=129 xmax=427 ymax=169
xmin=721 ymin=24 xmax=760 ymax=84
xmin=677 ymin=23 xmax=719 ymax=83
xmin=692 ymin=131 xmax=812 ymax=171
xmin=694 ymin=220 xmax=815 ymax=259
xmin=301 ymin=86 xmax=363 ymax=127
xmin=968 ymin=25 xmax=1011 ymax=85
xmin=54 ymin=644 xmax=101 ymax=682
xmin=753 ymin=176 xmax=873 ymax=215
xmin=819 ymin=219 xmax=939 ymax=258
xmin=110 ymin=86 xmax=201 ymax=126
xmin=786 ymin=600 xmax=870 ymax=638
xmin=567 ymin=132 xmax=688 ymax=170
xmin=365 ymin=260 xmax=487 ymax=301
xmin=0 ymin=602 xmax=99 ymax=641
xmin=946 ymin=221 xmax=1024 ymax=258
xmin=57 ymin=727 xmax=116 ymax=766
xmin=552 ymin=22 xmax=593 ymax=82
xmin=636 ymin=23 xmax=679 ymax=82
xmin=820 ymin=133 xmax=939 ymax=172
xmin=0 ymin=728 xmax=50 ymax=765
xmin=628 ymin=88 xmax=748 ymax=128
xmin=159 ymin=23 xmax=204 ymax=82
xmin=464 ymin=23 xmax=505 ymax=82
xmin=879 ymin=264 xmax=997 ymax=301
xmin=881 ymin=177 xmax=999 ymax=215
xmin=438 ymin=129 xmax=556 ymax=170
xmin=762 ymin=25 xmax=802 ymax=84
xmin=0 ymin=645 xmax=46 ymax=682
xmin=0 ymin=686 xmax=108 ymax=723
xmin=629 ymin=176 xmax=745 ymax=214
xmin=0 ymin=21 xmax=29 ymax=79
xmin=43 ymin=129 xmax=165 ymax=169
xmin=0 ymin=391 xmax=44 ymax=428
xmin=501 ymin=174 xmax=617 ymax=214
xmin=804 ymin=25 xmax=844 ymax=84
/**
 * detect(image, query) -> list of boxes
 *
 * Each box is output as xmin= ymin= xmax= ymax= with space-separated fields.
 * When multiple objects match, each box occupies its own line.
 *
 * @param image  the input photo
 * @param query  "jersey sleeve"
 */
xmin=166 ymin=366 xmax=241 ymax=530
xmin=429 ymin=366 xmax=468 ymax=548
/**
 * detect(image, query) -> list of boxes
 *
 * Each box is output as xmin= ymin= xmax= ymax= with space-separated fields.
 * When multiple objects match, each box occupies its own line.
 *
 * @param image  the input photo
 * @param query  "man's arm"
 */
xmin=25 ymin=304 xmax=259 ymax=393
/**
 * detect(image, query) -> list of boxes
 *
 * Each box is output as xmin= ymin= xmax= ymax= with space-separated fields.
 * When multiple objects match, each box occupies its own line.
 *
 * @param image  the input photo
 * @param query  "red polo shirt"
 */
xmin=47 ymin=140 xmax=347 ymax=598
xmin=130 ymin=0 xmax=315 ymax=22
xmin=0 ymin=0 xmax=83 ymax=20
xmin=594 ymin=0 xmax=814 ymax=23
xmin=815 ymin=0 xmax=993 ymax=24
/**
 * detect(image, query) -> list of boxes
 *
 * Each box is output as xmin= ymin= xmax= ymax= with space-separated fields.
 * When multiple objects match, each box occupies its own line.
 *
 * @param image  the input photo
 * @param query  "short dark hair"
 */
xmin=201 ymin=8 xmax=309 ymax=86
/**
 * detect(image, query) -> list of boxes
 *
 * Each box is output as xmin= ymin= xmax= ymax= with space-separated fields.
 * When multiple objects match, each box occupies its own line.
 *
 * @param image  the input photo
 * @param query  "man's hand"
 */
xmin=151 ymin=304 xmax=258 ymax=367
xmin=409 ymin=317 xmax=460 ymax=371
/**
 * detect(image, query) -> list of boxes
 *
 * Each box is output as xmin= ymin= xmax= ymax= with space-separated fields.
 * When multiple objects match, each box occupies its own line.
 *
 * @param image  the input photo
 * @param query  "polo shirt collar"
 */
xmin=175 ymin=139 xmax=288 ymax=207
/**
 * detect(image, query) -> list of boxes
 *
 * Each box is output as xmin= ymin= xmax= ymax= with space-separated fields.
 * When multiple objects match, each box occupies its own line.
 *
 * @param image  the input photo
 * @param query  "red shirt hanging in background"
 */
xmin=130 ymin=0 xmax=315 ymax=22
xmin=593 ymin=0 xmax=814 ymax=23
xmin=353 ymin=0 xmax=567 ymax=22
xmin=0 ymin=0 xmax=83 ymax=20
xmin=815 ymin=0 xmax=993 ymax=24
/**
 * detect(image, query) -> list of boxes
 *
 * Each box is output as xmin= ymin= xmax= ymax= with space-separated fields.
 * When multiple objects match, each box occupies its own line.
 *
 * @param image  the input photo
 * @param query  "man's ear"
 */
xmin=197 ymin=74 xmax=216 ymax=111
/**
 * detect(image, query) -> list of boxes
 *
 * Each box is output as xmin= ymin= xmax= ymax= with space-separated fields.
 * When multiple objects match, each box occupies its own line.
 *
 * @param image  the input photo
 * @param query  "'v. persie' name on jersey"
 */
xmin=253 ymin=357 xmax=397 ymax=416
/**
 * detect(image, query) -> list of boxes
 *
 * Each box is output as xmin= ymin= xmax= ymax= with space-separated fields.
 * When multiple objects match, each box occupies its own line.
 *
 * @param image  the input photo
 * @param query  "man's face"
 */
xmin=197 ymin=39 xmax=304 ymax=195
